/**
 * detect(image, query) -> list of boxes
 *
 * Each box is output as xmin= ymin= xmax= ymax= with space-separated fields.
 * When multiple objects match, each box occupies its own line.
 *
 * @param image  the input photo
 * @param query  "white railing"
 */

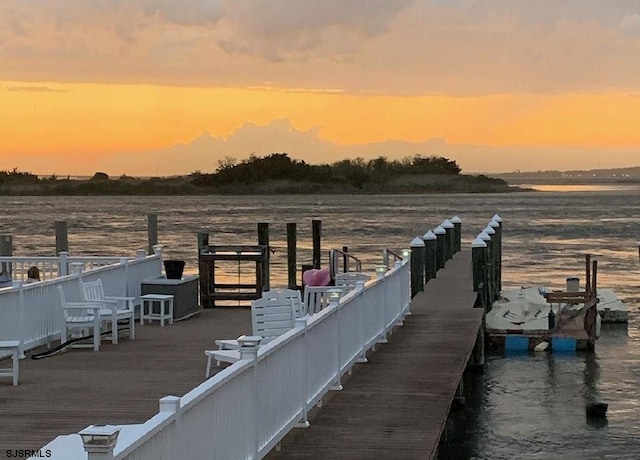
xmin=36 ymin=259 xmax=410 ymax=460
xmin=0 ymin=250 xmax=162 ymax=358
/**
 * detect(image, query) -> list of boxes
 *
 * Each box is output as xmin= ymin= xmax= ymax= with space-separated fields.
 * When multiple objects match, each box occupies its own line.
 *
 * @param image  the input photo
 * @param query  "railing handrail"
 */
xmin=382 ymin=249 xmax=403 ymax=269
xmin=329 ymin=248 xmax=362 ymax=277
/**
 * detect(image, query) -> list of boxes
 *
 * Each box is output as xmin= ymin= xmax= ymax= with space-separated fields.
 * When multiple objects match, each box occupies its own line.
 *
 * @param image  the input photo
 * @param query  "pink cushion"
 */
xmin=303 ymin=268 xmax=331 ymax=287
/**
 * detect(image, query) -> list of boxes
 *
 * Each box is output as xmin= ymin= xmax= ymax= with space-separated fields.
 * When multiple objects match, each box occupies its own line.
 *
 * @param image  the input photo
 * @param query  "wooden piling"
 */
xmin=434 ymin=225 xmax=446 ymax=269
xmin=492 ymin=214 xmax=503 ymax=293
xmin=197 ymin=232 xmax=211 ymax=308
xmin=55 ymin=221 xmax=69 ymax=255
xmin=257 ymin=223 xmax=270 ymax=291
xmin=342 ymin=246 xmax=349 ymax=272
xmin=312 ymin=219 xmax=322 ymax=269
xmin=147 ymin=213 xmax=158 ymax=254
xmin=287 ymin=223 xmax=297 ymax=290
xmin=442 ymin=219 xmax=454 ymax=261
xmin=484 ymin=225 xmax=498 ymax=302
xmin=422 ymin=230 xmax=437 ymax=282
xmin=0 ymin=234 xmax=12 ymax=274
xmin=478 ymin=231 xmax=493 ymax=305
xmin=410 ymin=237 xmax=425 ymax=298
xmin=471 ymin=236 xmax=488 ymax=310
xmin=451 ymin=216 xmax=462 ymax=253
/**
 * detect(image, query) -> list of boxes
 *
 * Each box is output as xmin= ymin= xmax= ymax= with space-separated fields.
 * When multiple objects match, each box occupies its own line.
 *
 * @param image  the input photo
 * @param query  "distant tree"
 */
xmin=91 ymin=172 xmax=109 ymax=181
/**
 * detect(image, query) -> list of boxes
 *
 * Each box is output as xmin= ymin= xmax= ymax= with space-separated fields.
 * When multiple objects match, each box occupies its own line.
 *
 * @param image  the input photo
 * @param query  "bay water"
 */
xmin=1 ymin=188 xmax=639 ymax=458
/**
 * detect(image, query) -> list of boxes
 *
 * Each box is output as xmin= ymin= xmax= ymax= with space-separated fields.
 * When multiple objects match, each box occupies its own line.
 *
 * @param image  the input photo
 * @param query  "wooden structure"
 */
xmin=198 ymin=240 xmax=269 ymax=308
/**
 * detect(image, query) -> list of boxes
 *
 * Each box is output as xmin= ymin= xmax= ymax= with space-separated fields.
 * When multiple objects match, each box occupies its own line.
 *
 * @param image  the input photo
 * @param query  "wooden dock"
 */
xmin=0 ymin=251 xmax=482 ymax=459
xmin=269 ymin=251 xmax=483 ymax=460
xmin=0 ymin=307 xmax=251 ymax=454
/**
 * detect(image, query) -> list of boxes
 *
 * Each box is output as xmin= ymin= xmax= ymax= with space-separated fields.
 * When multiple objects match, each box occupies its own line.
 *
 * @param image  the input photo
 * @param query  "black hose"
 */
xmin=31 ymin=326 xmax=131 ymax=360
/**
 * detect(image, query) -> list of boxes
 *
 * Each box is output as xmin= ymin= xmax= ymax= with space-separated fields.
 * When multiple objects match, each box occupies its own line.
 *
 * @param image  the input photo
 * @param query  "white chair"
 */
xmin=262 ymin=289 xmax=304 ymax=318
xmin=81 ymin=279 xmax=135 ymax=344
xmin=205 ymin=295 xmax=298 ymax=375
xmin=334 ymin=272 xmax=371 ymax=290
xmin=303 ymin=285 xmax=347 ymax=315
xmin=58 ymin=286 xmax=102 ymax=352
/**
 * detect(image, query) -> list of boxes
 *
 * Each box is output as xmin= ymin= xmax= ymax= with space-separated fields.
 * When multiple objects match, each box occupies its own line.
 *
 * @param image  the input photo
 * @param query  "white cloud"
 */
xmin=620 ymin=13 xmax=640 ymax=36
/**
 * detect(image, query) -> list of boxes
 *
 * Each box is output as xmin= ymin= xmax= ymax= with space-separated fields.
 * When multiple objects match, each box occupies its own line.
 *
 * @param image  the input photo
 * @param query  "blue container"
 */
xmin=552 ymin=337 xmax=577 ymax=352
xmin=505 ymin=335 xmax=529 ymax=351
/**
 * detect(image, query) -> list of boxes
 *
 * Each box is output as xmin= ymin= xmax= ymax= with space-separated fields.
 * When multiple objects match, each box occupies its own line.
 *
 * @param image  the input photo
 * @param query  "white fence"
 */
xmin=0 ymin=250 xmax=163 ymax=357
xmin=37 ymin=260 xmax=410 ymax=460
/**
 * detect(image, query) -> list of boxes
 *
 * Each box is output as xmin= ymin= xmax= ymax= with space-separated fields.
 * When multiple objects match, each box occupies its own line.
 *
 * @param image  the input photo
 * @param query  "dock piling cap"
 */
xmin=423 ymin=230 xmax=437 ymax=240
xmin=411 ymin=236 xmax=425 ymax=247
xmin=442 ymin=219 xmax=454 ymax=229
xmin=489 ymin=219 xmax=500 ymax=228
xmin=472 ymin=237 xmax=487 ymax=248
xmin=451 ymin=215 xmax=461 ymax=224
xmin=492 ymin=214 xmax=503 ymax=223
xmin=434 ymin=225 xmax=446 ymax=235
xmin=478 ymin=231 xmax=491 ymax=241
xmin=484 ymin=225 xmax=496 ymax=235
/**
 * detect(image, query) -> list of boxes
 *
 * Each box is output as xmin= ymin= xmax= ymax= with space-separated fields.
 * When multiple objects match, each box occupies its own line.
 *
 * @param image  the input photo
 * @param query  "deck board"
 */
xmin=0 ymin=306 xmax=252 ymax=453
xmin=269 ymin=251 xmax=483 ymax=460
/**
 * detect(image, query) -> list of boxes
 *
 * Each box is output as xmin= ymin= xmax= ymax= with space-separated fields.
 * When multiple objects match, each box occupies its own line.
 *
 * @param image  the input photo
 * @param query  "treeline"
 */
xmin=0 ymin=153 xmax=510 ymax=195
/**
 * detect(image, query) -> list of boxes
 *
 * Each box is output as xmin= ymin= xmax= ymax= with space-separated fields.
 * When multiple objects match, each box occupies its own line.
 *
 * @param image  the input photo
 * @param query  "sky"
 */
xmin=2 ymin=0 xmax=640 ymax=176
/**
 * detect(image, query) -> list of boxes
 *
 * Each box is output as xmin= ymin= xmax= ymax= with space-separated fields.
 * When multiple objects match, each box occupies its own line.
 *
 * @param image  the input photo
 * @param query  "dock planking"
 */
xmin=269 ymin=251 xmax=483 ymax=460
xmin=0 ymin=306 xmax=251 ymax=454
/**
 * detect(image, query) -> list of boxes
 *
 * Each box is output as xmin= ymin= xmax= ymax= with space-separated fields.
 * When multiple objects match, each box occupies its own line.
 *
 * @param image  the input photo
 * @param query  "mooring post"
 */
xmin=471 ymin=323 xmax=485 ymax=367
xmin=410 ymin=237 xmax=425 ymax=298
xmin=478 ymin=231 xmax=493 ymax=307
xmin=55 ymin=221 xmax=69 ymax=255
xmin=434 ymin=225 xmax=446 ymax=270
xmin=0 ymin=234 xmax=12 ymax=274
xmin=197 ymin=232 xmax=211 ymax=308
xmin=492 ymin=214 xmax=503 ymax=293
xmin=342 ymin=246 xmax=349 ymax=273
xmin=442 ymin=219 xmax=454 ymax=261
xmin=287 ymin=223 xmax=297 ymax=290
xmin=147 ymin=213 xmax=158 ymax=255
xmin=484 ymin=225 xmax=497 ymax=301
xmin=422 ymin=230 xmax=437 ymax=282
xmin=257 ymin=223 xmax=270 ymax=291
xmin=471 ymin=236 xmax=488 ymax=293
xmin=451 ymin=215 xmax=462 ymax=253
xmin=312 ymin=219 xmax=322 ymax=269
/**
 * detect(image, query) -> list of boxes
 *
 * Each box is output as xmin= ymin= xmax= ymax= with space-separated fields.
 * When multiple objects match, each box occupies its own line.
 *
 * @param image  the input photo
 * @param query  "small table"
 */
xmin=0 ymin=340 xmax=20 ymax=386
xmin=140 ymin=294 xmax=174 ymax=326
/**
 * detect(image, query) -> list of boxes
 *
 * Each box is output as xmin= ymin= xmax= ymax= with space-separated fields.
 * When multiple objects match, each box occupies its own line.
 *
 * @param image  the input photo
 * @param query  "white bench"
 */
xmin=0 ymin=341 xmax=20 ymax=386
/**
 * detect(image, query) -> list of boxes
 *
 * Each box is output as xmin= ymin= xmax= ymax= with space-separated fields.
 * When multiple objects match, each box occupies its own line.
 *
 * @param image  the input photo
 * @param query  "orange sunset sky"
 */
xmin=2 ymin=0 xmax=640 ymax=176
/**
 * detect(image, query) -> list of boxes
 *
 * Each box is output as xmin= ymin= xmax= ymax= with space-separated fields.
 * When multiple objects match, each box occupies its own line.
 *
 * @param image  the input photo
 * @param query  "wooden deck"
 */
xmin=0 ymin=306 xmax=252 ymax=453
xmin=269 ymin=251 xmax=483 ymax=460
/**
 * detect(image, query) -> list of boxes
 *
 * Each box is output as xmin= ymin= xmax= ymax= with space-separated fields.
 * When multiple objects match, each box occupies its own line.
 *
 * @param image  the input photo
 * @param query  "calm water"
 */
xmin=1 ymin=190 xmax=639 ymax=458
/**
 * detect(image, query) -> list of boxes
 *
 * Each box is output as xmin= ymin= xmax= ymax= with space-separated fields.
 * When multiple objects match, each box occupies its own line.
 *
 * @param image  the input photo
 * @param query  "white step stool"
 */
xmin=140 ymin=294 xmax=174 ymax=326
xmin=0 ymin=341 xmax=20 ymax=386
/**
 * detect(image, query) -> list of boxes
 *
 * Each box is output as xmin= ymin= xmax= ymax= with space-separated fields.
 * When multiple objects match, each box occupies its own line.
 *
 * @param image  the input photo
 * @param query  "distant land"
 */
xmin=0 ymin=154 xmax=515 ymax=195
xmin=488 ymin=166 xmax=640 ymax=185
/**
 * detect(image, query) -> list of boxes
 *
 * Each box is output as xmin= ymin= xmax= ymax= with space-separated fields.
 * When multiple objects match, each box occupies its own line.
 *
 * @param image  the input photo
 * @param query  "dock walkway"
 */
xmin=270 ymin=251 xmax=483 ymax=460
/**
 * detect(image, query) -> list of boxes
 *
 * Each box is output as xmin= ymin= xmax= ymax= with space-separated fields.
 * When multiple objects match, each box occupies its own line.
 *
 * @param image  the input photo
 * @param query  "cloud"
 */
xmin=2 ymin=1 xmax=640 ymax=95
xmin=95 ymin=119 xmax=640 ymax=176
xmin=5 ymin=85 xmax=67 ymax=92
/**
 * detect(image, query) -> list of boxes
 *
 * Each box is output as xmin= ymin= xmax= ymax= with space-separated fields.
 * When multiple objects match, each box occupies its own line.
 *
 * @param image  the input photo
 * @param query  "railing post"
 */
xmin=136 ymin=249 xmax=147 ymax=259
xmin=451 ymin=215 xmax=462 ymax=253
xmin=58 ymin=251 xmax=69 ymax=276
xmin=18 ymin=284 xmax=25 ymax=359
xmin=0 ymin=234 xmax=12 ymax=275
xmin=356 ymin=279 xmax=368 ymax=363
xmin=147 ymin=213 xmax=158 ymax=255
xmin=238 ymin=335 xmax=261 ymax=457
xmin=434 ymin=225 xmax=446 ymax=269
xmin=410 ymin=237 xmax=425 ymax=298
xmin=55 ymin=221 xmax=69 ymax=255
xmin=159 ymin=396 xmax=181 ymax=459
xmin=327 ymin=289 xmax=343 ymax=390
xmin=422 ymin=230 xmax=437 ymax=283
xmin=442 ymin=219 xmax=454 ymax=261
xmin=79 ymin=425 xmax=120 ymax=460
xmin=295 ymin=317 xmax=311 ymax=427
xmin=287 ymin=223 xmax=297 ymax=290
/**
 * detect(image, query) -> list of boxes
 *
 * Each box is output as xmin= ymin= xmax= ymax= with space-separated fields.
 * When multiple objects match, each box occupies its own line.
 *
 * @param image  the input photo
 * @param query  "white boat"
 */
xmin=486 ymin=286 xmax=627 ymax=336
